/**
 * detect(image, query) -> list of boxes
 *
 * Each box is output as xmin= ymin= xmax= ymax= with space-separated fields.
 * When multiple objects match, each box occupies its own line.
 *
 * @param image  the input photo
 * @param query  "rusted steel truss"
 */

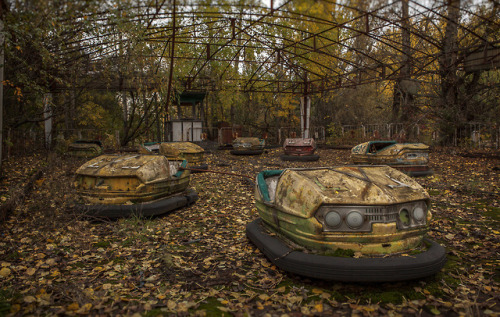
xmin=55 ymin=0 xmax=499 ymax=95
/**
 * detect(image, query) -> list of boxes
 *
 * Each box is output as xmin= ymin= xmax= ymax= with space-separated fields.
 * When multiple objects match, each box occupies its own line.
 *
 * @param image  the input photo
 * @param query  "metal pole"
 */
xmin=44 ymin=93 xmax=53 ymax=149
xmin=0 ymin=19 xmax=3 ymax=174
xmin=164 ymin=0 xmax=176 ymax=140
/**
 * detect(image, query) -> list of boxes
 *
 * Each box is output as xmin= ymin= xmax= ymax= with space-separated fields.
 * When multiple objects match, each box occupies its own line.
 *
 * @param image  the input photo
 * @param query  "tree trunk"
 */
xmin=392 ymin=0 xmax=415 ymax=141
xmin=439 ymin=0 xmax=461 ymax=143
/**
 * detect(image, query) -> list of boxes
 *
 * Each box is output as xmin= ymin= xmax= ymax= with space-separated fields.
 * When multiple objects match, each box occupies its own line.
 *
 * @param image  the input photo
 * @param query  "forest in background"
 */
xmin=1 ymin=0 xmax=499 ymax=152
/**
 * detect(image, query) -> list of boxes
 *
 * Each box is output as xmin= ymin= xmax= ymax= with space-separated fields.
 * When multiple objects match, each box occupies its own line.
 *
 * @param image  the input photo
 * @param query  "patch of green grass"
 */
xmin=196 ymin=297 xmax=232 ymax=317
xmin=93 ymin=240 xmax=111 ymax=248
xmin=0 ymin=288 xmax=22 ymax=315
xmin=144 ymin=308 xmax=167 ymax=317
xmin=72 ymin=262 xmax=86 ymax=268
xmin=463 ymin=200 xmax=500 ymax=223
xmin=121 ymin=238 xmax=134 ymax=247
xmin=483 ymin=207 xmax=500 ymax=222
xmin=0 ymin=301 xmax=10 ymax=316
xmin=0 ymin=289 xmax=11 ymax=316
xmin=5 ymin=251 xmax=27 ymax=261
xmin=365 ymin=289 xmax=423 ymax=304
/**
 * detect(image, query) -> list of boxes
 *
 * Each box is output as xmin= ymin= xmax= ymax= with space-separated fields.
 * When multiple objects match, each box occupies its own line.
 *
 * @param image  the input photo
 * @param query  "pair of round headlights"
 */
xmin=324 ymin=211 xmax=364 ymax=229
xmin=399 ymin=206 xmax=426 ymax=226
xmin=324 ymin=206 xmax=426 ymax=229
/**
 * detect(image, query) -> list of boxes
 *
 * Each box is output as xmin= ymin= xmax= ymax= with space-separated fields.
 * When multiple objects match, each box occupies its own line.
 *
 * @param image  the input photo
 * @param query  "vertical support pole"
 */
xmin=305 ymin=96 xmax=310 ymax=138
xmin=164 ymin=0 xmax=176 ymax=141
xmin=44 ymin=93 xmax=53 ymax=149
xmin=231 ymin=18 xmax=235 ymax=39
xmin=0 ymin=19 xmax=4 ymax=173
xmin=301 ymin=74 xmax=310 ymax=139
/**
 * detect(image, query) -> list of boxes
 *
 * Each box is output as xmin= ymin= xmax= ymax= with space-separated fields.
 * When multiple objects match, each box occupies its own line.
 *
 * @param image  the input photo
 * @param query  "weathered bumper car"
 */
xmin=141 ymin=141 xmax=208 ymax=171
xmin=351 ymin=141 xmax=433 ymax=177
xmin=246 ymin=165 xmax=446 ymax=282
xmin=230 ymin=137 xmax=265 ymax=155
xmin=281 ymin=138 xmax=319 ymax=161
xmin=74 ymin=154 xmax=197 ymax=218
xmin=68 ymin=140 xmax=103 ymax=157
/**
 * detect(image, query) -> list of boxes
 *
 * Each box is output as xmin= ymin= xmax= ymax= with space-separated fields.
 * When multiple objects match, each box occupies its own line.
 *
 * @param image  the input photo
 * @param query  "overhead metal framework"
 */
xmin=54 ymin=0 xmax=499 ymax=95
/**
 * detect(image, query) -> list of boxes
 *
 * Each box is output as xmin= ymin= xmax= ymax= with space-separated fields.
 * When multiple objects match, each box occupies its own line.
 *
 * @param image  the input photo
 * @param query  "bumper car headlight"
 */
xmin=316 ymin=201 xmax=429 ymax=232
xmin=412 ymin=206 xmax=425 ymax=222
xmin=346 ymin=211 xmax=364 ymax=229
xmin=399 ymin=208 xmax=410 ymax=226
xmin=324 ymin=211 xmax=342 ymax=228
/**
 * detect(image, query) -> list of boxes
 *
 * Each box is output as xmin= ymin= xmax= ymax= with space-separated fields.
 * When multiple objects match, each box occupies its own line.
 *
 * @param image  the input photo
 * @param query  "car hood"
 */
xmin=269 ymin=166 xmax=429 ymax=218
xmin=234 ymin=137 xmax=263 ymax=145
xmin=75 ymin=154 xmax=171 ymax=183
xmin=159 ymin=142 xmax=204 ymax=156
xmin=377 ymin=143 xmax=429 ymax=155
xmin=351 ymin=142 xmax=429 ymax=156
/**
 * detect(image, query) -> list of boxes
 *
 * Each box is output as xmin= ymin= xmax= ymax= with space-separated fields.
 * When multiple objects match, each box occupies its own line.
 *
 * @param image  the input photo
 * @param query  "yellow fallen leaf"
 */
xmin=315 ymin=303 xmax=324 ymax=313
xmin=76 ymin=303 xmax=92 ymax=314
xmin=167 ymin=300 xmax=176 ymax=310
xmin=312 ymin=288 xmax=323 ymax=294
xmin=10 ymin=304 xmax=20 ymax=313
xmin=0 ymin=267 xmax=11 ymax=278
xmin=26 ymin=268 xmax=36 ymax=276
xmin=46 ymin=259 xmax=56 ymax=266
xmin=258 ymin=294 xmax=269 ymax=301
xmin=23 ymin=296 xmax=36 ymax=303
xmin=67 ymin=302 xmax=79 ymax=311
xmin=102 ymin=283 xmax=112 ymax=290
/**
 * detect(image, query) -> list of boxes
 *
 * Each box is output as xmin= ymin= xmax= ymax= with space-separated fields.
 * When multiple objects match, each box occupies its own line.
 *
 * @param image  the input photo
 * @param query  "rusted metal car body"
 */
xmin=351 ymin=141 xmax=432 ymax=177
xmin=74 ymin=154 xmax=197 ymax=217
xmin=283 ymin=138 xmax=316 ymax=155
xmin=68 ymin=140 xmax=103 ymax=157
xmin=246 ymin=165 xmax=446 ymax=281
xmin=140 ymin=141 xmax=207 ymax=170
xmin=230 ymin=137 xmax=265 ymax=155
xmin=281 ymin=138 xmax=319 ymax=161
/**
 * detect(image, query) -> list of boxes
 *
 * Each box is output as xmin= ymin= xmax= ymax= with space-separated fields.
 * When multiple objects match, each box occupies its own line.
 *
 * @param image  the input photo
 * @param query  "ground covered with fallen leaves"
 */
xmin=0 ymin=147 xmax=499 ymax=316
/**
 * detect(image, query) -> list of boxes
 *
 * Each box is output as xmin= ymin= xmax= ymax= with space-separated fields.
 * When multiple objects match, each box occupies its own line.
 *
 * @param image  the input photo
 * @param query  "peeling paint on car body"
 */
xmin=68 ymin=140 xmax=103 ymax=157
xmin=351 ymin=141 xmax=432 ymax=176
xmin=255 ymin=166 xmax=432 ymax=254
xmin=283 ymin=138 xmax=317 ymax=156
xmin=232 ymin=137 xmax=265 ymax=151
xmin=139 ymin=142 xmax=205 ymax=165
xmin=74 ymin=154 xmax=191 ymax=205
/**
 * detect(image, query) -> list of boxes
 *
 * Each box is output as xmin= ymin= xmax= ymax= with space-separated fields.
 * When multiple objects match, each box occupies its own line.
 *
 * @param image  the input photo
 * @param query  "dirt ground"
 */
xmin=0 ymin=147 xmax=499 ymax=316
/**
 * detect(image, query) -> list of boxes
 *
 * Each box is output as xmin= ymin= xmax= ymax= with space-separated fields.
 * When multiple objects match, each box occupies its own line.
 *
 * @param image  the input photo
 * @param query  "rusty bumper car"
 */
xmin=230 ymin=137 xmax=265 ymax=155
xmin=68 ymin=140 xmax=103 ymax=157
xmin=74 ymin=154 xmax=198 ymax=218
xmin=141 ymin=141 xmax=208 ymax=172
xmin=246 ymin=166 xmax=446 ymax=282
xmin=351 ymin=141 xmax=433 ymax=177
xmin=280 ymin=138 xmax=319 ymax=162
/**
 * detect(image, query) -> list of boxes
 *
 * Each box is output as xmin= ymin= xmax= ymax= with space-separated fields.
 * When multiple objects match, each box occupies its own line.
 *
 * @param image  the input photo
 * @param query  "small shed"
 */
xmin=167 ymin=91 xmax=206 ymax=142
